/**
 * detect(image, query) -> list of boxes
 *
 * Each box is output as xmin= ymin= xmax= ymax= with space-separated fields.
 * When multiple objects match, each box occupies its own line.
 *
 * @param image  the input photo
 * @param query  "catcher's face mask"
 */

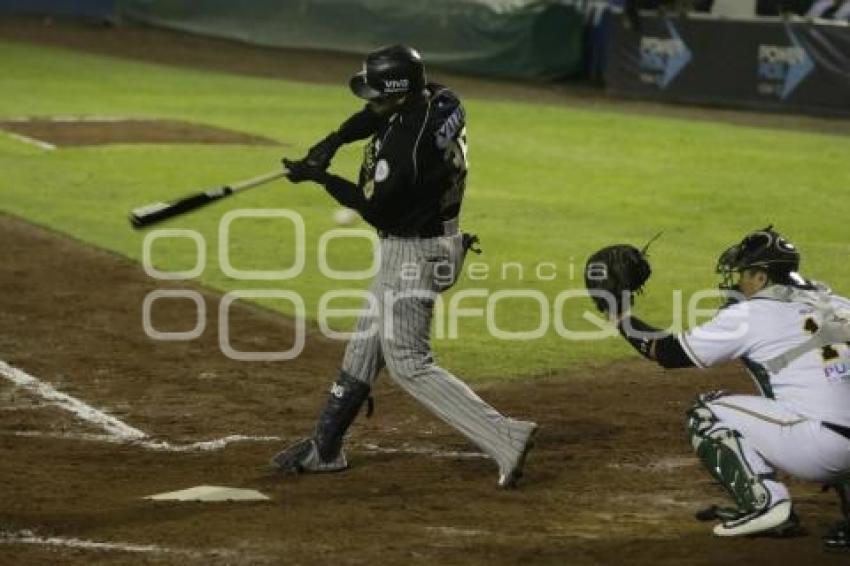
xmin=716 ymin=243 xmax=742 ymax=292
xmin=717 ymin=226 xmax=801 ymax=294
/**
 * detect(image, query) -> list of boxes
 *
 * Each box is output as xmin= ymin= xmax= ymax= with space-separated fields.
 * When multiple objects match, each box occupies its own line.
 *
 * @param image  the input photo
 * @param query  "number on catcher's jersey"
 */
xmin=679 ymin=294 xmax=850 ymax=426
xmin=803 ymin=317 xmax=850 ymax=363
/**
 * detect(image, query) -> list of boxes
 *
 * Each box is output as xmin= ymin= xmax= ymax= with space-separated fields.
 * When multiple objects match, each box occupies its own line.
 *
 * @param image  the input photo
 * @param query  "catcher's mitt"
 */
xmin=584 ymin=240 xmax=654 ymax=318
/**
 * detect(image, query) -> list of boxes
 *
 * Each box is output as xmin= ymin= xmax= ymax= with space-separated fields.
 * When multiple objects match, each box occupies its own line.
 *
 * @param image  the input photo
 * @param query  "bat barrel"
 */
xmin=127 ymin=169 xmax=284 ymax=229
xmin=129 ymin=188 xmax=232 ymax=229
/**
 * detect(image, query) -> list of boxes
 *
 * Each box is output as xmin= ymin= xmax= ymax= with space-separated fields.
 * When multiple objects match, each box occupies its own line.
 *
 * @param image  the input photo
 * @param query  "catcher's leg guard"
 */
xmin=272 ymin=371 xmax=371 ymax=473
xmin=686 ymin=396 xmax=773 ymax=514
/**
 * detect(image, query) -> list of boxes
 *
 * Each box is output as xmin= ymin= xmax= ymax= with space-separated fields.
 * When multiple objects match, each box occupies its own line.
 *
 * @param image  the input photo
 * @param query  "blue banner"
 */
xmin=605 ymin=15 xmax=850 ymax=116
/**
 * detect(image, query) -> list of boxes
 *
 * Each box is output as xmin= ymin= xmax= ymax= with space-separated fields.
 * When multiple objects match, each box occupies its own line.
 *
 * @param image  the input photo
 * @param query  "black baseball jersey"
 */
xmin=321 ymin=84 xmax=468 ymax=236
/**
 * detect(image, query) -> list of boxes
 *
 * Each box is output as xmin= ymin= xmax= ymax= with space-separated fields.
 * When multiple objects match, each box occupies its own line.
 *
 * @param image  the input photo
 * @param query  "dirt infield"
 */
xmin=0 ymin=118 xmax=277 ymax=147
xmin=0 ymin=214 xmax=847 ymax=565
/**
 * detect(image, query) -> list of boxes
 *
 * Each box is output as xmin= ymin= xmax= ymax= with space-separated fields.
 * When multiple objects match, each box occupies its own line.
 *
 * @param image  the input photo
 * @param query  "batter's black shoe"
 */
xmin=270 ymin=438 xmax=348 ymax=474
xmin=497 ymin=421 xmax=538 ymax=489
xmin=271 ymin=372 xmax=370 ymax=475
xmin=823 ymin=520 xmax=850 ymax=551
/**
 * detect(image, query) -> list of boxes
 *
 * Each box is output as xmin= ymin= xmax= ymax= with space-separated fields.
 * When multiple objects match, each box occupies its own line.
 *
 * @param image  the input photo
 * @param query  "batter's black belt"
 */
xmin=823 ymin=421 xmax=850 ymax=440
xmin=378 ymin=218 xmax=459 ymax=239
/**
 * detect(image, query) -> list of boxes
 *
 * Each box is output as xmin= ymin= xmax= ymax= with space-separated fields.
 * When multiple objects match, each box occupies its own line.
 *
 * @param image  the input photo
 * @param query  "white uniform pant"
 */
xmin=706 ymin=395 xmax=850 ymax=502
xmin=341 ymin=234 xmax=531 ymax=470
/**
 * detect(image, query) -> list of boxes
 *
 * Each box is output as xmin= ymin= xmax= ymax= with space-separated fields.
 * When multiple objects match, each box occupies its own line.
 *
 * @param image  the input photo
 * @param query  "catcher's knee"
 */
xmin=686 ymin=394 xmax=771 ymax=512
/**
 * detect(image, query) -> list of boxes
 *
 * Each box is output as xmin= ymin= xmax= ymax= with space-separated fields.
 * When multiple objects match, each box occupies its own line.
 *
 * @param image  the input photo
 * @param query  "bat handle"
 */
xmin=230 ymin=170 xmax=287 ymax=192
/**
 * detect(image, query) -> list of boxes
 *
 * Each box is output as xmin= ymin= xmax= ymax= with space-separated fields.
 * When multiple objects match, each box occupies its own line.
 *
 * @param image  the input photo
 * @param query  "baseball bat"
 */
xmin=129 ymin=169 xmax=286 ymax=229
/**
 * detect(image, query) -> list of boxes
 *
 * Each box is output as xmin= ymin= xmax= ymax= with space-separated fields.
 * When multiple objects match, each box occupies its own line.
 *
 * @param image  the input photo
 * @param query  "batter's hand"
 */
xmin=282 ymin=157 xmax=326 ymax=184
xmin=304 ymin=132 xmax=342 ymax=170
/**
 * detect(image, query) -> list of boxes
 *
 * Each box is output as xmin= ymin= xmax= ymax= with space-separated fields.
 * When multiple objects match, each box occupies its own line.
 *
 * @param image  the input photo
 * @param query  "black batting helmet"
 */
xmin=349 ymin=45 xmax=426 ymax=101
xmin=716 ymin=225 xmax=800 ymax=288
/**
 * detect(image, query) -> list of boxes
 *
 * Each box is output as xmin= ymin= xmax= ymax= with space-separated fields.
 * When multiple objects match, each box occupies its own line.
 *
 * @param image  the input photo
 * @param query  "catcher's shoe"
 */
xmin=497 ymin=421 xmax=538 ymax=489
xmin=712 ymin=500 xmax=799 ymax=537
xmin=823 ymin=520 xmax=850 ymax=551
xmin=695 ymin=504 xmax=747 ymax=522
xmin=270 ymin=438 xmax=348 ymax=474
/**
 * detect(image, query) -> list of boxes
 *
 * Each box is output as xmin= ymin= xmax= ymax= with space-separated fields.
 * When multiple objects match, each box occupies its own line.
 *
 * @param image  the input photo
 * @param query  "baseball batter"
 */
xmin=589 ymin=227 xmax=850 ymax=543
xmin=272 ymin=45 xmax=537 ymax=488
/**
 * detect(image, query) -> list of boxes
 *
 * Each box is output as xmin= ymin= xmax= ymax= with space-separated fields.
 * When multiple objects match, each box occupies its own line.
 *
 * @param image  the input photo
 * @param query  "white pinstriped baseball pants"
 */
xmin=341 ymin=233 xmax=531 ymax=470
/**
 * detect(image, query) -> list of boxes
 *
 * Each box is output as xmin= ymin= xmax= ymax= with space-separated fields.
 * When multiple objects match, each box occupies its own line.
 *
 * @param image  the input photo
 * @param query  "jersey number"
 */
xmin=803 ymin=317 xmax=850 ymax=362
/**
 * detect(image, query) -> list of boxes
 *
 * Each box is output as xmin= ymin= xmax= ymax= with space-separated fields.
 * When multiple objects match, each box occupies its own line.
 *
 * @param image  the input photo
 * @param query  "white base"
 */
xmin=145 ymin=485 xmax=270 ymax=502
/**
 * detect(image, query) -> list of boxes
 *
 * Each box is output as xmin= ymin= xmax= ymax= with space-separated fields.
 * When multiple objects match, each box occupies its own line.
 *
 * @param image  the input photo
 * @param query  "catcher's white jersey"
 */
xmin=679 ymin=285 xmax=850 ymax=427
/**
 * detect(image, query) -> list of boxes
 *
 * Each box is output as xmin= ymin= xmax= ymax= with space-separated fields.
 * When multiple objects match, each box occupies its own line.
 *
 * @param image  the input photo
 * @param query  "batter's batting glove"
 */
xmin=283 ymin=157 xmax=327 ymax=184
xmin=304 ymin=132 xmax=343 ymax=171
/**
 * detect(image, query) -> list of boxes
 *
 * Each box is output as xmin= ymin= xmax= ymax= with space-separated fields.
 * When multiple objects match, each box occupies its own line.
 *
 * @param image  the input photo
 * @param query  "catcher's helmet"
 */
xmin=349 ymin=45 xmax=426 ymax=101
xmin=716 ymin=225 xmax=800 ymax=288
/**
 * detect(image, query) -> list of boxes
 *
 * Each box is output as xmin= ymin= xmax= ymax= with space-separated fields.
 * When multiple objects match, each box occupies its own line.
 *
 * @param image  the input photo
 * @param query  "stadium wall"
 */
xmin=0 ymin=0 xmax=116 ymax=20
xmin=113 ymin=0 xmax=587 ymax=80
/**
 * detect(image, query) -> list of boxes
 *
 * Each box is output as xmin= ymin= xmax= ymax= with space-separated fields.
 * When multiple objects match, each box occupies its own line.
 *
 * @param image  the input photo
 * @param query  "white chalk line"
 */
xmin=142 ymin=434 xmax=282 ymax=452
xmin=1 ymin=430 xmax=487 ymax=460
xmin=2 ymin=130 xmax=56 ymax=151
xmin=359 ymin=442 xmax=488 ymax=460
xmin=0 ymin=360 xmax=488 ymax=460
xmin=0 ymin=529 xmax=241 ymax=559
xmin=0 ymin=360 xmax=276 ymax=452
xmin=2 ymin=430 xmax=281 ymax=452
xmin=0 ymin=360 xmax=147 ymax=440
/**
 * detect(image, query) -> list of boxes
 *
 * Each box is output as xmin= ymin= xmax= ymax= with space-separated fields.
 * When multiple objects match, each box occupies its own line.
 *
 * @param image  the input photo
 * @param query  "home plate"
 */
xmin=145 ymin=485 xmax=270 ymax=502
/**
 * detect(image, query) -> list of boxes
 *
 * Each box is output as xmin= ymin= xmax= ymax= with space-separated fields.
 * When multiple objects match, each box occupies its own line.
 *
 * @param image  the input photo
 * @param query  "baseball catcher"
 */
xmin=586 ymin=226 xmax=850 ymax=547
xmin=271 ymin=45 xmax=537 ymax=488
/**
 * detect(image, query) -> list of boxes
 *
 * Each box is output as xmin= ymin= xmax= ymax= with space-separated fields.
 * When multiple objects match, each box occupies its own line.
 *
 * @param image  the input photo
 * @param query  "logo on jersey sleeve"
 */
xmin=435 ymin=106 xmax=468 ymax=173
xmin=374 ymin=159 xmax=389 ymax=183
xmin=435 ymin=106 xmax=465 ymax=149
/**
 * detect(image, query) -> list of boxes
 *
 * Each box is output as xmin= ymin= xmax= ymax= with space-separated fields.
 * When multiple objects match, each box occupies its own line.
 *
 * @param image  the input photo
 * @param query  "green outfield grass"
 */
xmin=2 ymin=40 xmax=849 ymax=380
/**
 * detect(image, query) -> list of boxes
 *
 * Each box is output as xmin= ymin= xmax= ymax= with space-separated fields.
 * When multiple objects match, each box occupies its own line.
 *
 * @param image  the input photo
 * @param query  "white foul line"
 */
xmin=2 ymin=430 xmax=282 ymax=452
xmin=358 ymin=442 xmax=488 ymax=460
xmin=1 ymin=430 xmax=487 ymax=460
xmin=2 ymin=131 xmax=56 ymax=151
xmin=0 ymin=360 xmax=276 ymax=452
xmin=0 ymin=529 xmax=243 ymax=559
xmin=0 ymin=360 xmax=147 ymax=441
xmin=141 ymin=434 xmax=282 ymax=452
xmin=0 ymin=530 xmax=183 ymax=555
xmin=0 ymin=360 xmax=489 ymax=460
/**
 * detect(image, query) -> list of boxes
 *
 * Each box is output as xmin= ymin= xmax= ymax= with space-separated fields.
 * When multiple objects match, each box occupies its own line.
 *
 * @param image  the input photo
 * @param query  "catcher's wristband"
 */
xmin=617 ymin=315 xmax=657 ymax=360
xmin=618 ymin=316 xmax=695 ymax=369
